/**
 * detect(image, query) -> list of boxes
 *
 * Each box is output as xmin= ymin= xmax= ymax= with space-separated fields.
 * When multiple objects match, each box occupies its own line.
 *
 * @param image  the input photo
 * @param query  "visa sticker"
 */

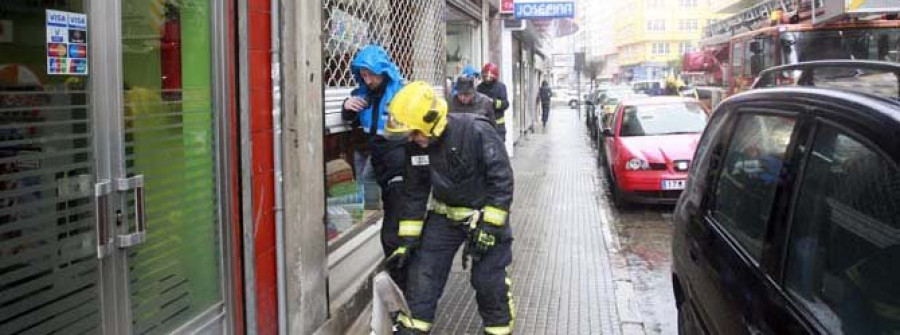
xmin=411 ymin=155 xmax=430 ymax=166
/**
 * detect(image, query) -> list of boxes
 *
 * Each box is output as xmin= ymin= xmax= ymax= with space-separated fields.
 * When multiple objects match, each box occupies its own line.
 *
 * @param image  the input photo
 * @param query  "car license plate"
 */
xmin=662 ymin=179 xmax=686 ymax=190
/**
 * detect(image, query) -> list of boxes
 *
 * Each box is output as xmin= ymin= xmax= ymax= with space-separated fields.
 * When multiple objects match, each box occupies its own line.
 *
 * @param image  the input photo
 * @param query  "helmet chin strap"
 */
xmin=427 ymin=96 xmax=440 ymax=136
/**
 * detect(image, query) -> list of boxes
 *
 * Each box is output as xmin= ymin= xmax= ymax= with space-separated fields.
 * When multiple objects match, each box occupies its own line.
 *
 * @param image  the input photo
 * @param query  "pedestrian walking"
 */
xmin=384 ymin=81 xmax=516 ymax=335
xmin=538 ymin=80 xmax=552 ymax=128
xmin=340 ymin=45 xmax=409 ymax=292
xmin=449 ymin=76 xmax=495 ymax=122
xmin=476 ymin=63 xmax=510 ymax=141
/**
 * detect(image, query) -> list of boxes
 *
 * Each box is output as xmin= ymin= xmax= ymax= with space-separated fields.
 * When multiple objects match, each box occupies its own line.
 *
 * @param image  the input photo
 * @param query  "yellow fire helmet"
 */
xmin=386 ymin=80 xmax=449 ymax=138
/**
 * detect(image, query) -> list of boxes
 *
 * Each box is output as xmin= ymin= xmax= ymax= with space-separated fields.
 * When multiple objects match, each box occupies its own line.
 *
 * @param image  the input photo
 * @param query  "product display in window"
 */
xmin=324 ymin=134 xmax=383 ymax=242
xmin=325 ymin=158 xmax=364 ymax=240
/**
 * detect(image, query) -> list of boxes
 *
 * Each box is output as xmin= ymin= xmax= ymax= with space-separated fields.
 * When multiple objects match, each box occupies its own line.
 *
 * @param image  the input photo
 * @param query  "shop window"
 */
xmin=712 ymin=114 xmax=795 ymax=260
xmin=784 ymin=125 xmax=900 ymax=333
xmin=324 ymin=129 xmax=383 ymax=243
xmin=446 ymin=22 xmax=477 ymax=77
xmin=322 ymin=0 xmax=446 ymax=245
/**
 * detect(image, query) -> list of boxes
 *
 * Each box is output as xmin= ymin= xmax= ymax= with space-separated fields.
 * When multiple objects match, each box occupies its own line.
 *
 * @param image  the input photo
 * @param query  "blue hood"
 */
xmin=461 ymin=65 xmax=480 ymax=78
xmin=351 ymin=45 xmax=405 ymax=135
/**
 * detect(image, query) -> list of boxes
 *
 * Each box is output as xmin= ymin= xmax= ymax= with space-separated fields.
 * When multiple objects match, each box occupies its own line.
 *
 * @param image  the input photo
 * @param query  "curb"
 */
xmin=597 ymin=174 xmax=647 ymax=335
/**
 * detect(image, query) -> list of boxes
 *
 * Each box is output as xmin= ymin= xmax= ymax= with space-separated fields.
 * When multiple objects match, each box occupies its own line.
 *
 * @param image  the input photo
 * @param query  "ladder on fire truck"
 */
xmin=704 ymin=0 xmax=802 ymax=38
xmin=706 ymin=0 xmax=900 ymax=39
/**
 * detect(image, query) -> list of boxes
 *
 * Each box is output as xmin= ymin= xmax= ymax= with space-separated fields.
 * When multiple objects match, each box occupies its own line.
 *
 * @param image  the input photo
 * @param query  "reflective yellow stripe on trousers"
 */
xmin=398 ymin=314 xmax=432 ymax=332
xmin=485 ymin=325 xmax=513 ymax=335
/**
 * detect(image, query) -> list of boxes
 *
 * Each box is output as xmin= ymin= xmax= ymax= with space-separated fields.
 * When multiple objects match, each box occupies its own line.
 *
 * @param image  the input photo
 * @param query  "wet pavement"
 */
xmin=602 ymin=202 xmax=677 ymax=335
xmin=429 ymin=108 xmax=678 ymax=334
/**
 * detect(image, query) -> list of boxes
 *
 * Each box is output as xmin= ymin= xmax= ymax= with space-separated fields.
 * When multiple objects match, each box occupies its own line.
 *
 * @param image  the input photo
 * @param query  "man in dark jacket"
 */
xmin=341 ymin=45 xmax=408 ymax=291
xmin=476 ymin=63 xmax=510 ymax=142
xmin=538 ymin=80 xmax=552 ymax=128
xmin=450 ymin=76 xmax=495 ymax=122
xmin=384 ymin=81 xmax=516 ymax=335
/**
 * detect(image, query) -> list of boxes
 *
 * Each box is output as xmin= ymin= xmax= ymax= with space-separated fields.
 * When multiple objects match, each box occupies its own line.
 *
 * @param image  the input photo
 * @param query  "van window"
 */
xmin=784 ymin=125 xmax=900 ymax=334
xmin=712 ymin=114 xmax=796 ymax=260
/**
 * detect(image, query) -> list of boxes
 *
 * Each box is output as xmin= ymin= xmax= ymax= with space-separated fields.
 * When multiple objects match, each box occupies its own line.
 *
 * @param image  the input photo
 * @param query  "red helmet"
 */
xmin=481 ymin=63 xmax=499 ymax=78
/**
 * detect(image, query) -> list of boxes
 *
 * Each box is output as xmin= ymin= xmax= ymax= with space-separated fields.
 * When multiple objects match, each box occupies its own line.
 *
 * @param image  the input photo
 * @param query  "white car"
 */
xmin=551 ymin=90 xmax=580 ymax=108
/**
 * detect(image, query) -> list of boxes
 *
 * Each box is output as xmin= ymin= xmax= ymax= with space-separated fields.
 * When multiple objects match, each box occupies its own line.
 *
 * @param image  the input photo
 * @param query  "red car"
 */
xmin=602 ymin=96 xmax=708 ymax=206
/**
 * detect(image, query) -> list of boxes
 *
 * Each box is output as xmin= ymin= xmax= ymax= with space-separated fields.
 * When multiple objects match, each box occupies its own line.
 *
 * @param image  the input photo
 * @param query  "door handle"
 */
xmin=117 ymin=175 xmax=146 ymax=248
xmin=95 ymin=180 xmax=112 ymax=259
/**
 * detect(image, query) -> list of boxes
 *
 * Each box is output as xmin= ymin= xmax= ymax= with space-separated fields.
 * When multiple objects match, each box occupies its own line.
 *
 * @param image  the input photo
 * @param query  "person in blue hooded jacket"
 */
xmin=449 ymin=65 xmax=481 ymax=97
xmin=341 ymin=45 xmax=409 ymax=292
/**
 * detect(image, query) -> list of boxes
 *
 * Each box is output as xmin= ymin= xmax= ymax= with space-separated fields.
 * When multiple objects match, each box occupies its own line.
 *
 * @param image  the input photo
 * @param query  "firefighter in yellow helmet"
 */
xmin=385 ymin=81 xmax=516 ymax=335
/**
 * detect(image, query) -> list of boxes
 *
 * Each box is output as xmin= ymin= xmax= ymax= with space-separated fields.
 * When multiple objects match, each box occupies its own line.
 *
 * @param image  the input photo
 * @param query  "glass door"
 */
xmin=0 ymin=1 xmax=227 ymax=334
xmin=0 ymin=1 xmax=103 ymax=334
xmin=118 ymin=0 xmax=223 ymax=334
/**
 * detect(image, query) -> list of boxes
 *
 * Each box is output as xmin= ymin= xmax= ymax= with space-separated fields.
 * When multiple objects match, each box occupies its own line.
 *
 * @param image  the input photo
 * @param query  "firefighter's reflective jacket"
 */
xmin=400 ymin=113 xmax=514 ymax=223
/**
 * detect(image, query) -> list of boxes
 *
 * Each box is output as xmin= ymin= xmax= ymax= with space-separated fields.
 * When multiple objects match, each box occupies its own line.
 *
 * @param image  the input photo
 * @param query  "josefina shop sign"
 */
xmin=513 ymin=1 xmax=575 ymax=20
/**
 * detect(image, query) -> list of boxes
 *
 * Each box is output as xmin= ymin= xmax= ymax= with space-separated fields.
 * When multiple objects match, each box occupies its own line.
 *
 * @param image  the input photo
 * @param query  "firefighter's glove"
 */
xmin=386 ymin=245 xmax=414 ymax=270
xmin=471 ymin=206 xmax=508 ymax=255
xmin=388 ymin=220 xmax=424 ymax=269
xmin=473 ymin=224 xmax=502 ymax=255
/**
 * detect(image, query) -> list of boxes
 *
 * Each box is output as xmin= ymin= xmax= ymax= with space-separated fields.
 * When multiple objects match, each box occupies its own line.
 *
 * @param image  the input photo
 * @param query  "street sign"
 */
xmin=501 ymin=0 xmax=514 ymax=14
xmin=514 ymin=1 xmax=575 ymax=20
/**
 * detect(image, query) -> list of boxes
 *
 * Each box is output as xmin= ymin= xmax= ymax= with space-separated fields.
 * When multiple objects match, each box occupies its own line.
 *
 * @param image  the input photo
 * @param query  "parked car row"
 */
xmin=588 ymin=61 xmax=900 ymax=335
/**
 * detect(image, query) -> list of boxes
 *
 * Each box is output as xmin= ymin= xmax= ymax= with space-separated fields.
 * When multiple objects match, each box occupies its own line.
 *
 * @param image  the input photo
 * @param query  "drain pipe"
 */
xmin=271 ymin=0 xmax=288 ymax=333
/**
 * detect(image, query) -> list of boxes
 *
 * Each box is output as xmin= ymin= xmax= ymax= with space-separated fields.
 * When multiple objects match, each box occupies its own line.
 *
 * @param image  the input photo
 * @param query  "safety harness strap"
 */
xmin=431 ymin=200 xmax=478 ymax=222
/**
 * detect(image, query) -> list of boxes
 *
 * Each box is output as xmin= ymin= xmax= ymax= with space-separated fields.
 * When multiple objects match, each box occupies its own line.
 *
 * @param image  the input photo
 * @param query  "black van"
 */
xmin=672 ymin=61 xmax=900 ymax=334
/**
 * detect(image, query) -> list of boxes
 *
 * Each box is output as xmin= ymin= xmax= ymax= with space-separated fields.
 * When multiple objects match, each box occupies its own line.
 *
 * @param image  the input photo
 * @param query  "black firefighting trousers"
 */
xmin=370 ymin=136 xmax=408 ymax=292
xmin=380 ymin=181 xmax=406 ymax=291
xmin=406 ymin=214 xmax=515 ymax=330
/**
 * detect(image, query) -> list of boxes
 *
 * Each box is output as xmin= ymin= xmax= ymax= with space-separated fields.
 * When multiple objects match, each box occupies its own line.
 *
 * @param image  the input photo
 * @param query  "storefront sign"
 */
xmin=501 ymin=0 xmax=515 ymax=14
xmin=46 ymin=10 xmax=88 ymax=75
xmin=513 ymin=1 xmax=575 ymax=20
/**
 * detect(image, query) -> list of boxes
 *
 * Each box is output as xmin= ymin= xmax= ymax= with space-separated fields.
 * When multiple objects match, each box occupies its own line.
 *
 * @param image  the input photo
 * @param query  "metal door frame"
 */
xmin=87 ymin=0 xmax=236 ymax=333
xmin=87 ymin=0 xmax=127 ymax=333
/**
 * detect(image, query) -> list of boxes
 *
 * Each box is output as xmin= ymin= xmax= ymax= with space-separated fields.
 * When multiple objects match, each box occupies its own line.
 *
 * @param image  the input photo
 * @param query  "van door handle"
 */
xmin=116 ymin=175 xmax=146 ymax=248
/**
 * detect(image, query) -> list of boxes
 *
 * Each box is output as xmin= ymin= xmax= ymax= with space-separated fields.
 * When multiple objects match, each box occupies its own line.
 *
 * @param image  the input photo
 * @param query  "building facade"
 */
xmin=613 ymin=0 xmax=728 ymax=81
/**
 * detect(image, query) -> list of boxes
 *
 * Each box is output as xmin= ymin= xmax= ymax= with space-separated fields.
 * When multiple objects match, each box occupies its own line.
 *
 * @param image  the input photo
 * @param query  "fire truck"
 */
xmin=682 ymin=0 xmax=900 ymax=108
